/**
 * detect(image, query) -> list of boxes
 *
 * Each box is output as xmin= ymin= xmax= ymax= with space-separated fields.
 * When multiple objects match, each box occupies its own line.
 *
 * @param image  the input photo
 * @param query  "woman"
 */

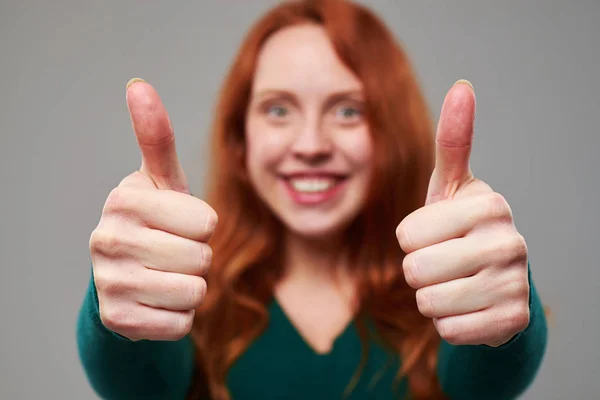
xmin=77 ymin=0 xmax=547 ymax=399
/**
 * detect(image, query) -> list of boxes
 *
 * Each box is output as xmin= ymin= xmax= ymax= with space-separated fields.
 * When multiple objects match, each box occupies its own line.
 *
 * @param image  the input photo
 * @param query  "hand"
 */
xmin=89 ymin=78 xmax=218 ymax=341
xmin=396 ymin=80 xmax=529 ymax=347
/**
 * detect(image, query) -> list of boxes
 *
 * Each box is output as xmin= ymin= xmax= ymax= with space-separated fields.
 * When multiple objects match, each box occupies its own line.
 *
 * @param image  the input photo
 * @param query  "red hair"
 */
xmin=190 ymin=1 xmax=445 ymax=398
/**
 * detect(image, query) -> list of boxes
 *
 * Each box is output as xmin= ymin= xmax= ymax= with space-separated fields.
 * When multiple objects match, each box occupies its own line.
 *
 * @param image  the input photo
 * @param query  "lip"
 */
xmin=280 ymin=174 xmax=348 ymax=206
xmin=279 ymin=171 xmax=348 ymax=180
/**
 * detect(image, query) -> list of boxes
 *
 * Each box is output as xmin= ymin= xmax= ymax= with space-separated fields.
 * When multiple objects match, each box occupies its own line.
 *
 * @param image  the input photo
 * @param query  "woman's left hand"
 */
xmin=396 ymin=80 xmax=530 ymax=347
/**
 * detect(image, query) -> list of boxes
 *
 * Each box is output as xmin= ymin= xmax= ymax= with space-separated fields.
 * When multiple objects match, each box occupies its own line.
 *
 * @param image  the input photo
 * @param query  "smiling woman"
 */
xmin=194 ymin=3 xmax=444 ymax=397
xmin=77 ymin=1 xmax=548 ymax=399
xmin=245 ymin=24 xmax=374 ymax=238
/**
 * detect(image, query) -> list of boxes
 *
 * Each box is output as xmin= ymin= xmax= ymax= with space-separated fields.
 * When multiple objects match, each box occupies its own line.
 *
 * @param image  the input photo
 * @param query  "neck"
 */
xmin=277 ymin=230 xmax=360 ymax=313
xmin=281 ymin=231 xmax=349 ymax=283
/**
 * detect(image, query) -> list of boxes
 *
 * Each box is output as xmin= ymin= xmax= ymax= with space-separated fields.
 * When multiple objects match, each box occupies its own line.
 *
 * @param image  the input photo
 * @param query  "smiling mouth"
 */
xmin=287 ymin=177 xmax=341 ymax=193
xmin=280 ymin=174 xmax=348 ymax=203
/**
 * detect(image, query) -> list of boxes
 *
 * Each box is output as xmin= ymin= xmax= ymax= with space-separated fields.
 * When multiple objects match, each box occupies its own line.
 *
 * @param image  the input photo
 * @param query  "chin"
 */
xmin=279 ymin=212 xmax=356 ymax=241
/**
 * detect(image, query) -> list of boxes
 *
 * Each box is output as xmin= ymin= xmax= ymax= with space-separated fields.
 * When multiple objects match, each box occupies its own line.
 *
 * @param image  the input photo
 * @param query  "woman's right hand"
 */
xmin=89 ymin=79 xmax=218 ymax=341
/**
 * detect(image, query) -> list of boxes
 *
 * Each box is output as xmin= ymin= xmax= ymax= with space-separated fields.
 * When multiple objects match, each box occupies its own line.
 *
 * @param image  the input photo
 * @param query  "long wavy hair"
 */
xmin=189 ymin=1 xmax=445 ymax=399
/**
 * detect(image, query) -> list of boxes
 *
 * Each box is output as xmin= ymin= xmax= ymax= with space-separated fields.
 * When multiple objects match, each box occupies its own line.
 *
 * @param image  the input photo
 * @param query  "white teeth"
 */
xmin=289 ymin=178 xmax=336 ymax=193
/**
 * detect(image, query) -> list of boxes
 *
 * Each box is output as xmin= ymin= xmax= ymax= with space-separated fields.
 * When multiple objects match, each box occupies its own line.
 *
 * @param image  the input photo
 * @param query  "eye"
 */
xmin=333 ymin=103 xmax=363 ymax=126
xmin=336 ymin=106 xmax=361 ymax=119
xmin=267 ymin=105 xmax=289 ymax=118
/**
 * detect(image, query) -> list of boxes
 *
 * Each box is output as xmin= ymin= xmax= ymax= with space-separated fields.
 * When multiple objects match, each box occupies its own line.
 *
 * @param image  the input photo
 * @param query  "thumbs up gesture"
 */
xmin=89 ymin=79 xmax=218 ymax=341
xmin=396 ymin=80 xmax=530 ymax=347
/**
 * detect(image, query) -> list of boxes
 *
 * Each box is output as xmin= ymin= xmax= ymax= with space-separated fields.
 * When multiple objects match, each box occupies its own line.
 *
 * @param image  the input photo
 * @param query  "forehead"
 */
xmin=252 ymin=24 xmax=363 ymax=95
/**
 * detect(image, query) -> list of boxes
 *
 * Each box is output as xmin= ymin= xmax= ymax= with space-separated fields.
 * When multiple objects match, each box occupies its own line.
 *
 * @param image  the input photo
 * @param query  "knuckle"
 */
xmin=187 ymin=277 xmax=207 ymax=308
xmin=104 ymin=187 xmax=127 ymax=213
xmin=496 ymin=232 xmax=528 ymax=264
xmin=99 ymin=304 xmax=130 ymax=332
xmin=89 ymin=229 xmax=126 ymax=257
xmin=402 ymin=254 xmax=421 ymax=289
xmin=506 ymin=269 xmax=530 ymax=300
xmin=88 ymin=229 xmax=98 ymax=254
xmin=118 ymin=171 xmax=148 ymax=188
xmin=518 ymin=277 xmax=531 ymax=299
xmin=173 ymin=312 xmax=195 ymax=340
xmin=416 ymin=288 xmax=434 ymax=317
xmin=93 ymin=267 xmax=134 ymax=298
xmin=92 ymin=267 xmax=112 ymax=294
xmin=483 ymin=192 xmax=511 ymax=221
xmin=436 ymin=319 xmax=460 ymax=345
xmin=396 ymin=221 xmax=413 ymax=253
xmin=203 ymin=206 xmax=219 ymax=237
xmin=104 ymin=186 xmax=139 ymax=214
xmin=198 ymin=244 xmax=213 ymax=275
xmin=510 ymin=233 xmax=528 ymax=262
xmin=509 ymin=305 xmax=530 ymax=333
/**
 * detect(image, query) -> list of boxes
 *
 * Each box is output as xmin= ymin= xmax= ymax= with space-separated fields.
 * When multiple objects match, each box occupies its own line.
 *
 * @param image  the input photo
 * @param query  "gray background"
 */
xmin=1 ymin=0 xmax=598 ymax=398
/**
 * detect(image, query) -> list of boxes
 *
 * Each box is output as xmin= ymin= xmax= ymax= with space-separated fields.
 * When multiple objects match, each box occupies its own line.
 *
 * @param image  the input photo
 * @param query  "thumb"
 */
xmin=426 ymin=79 xmax=476 ymax=205
xmin=125 ymin=78 xmax=189 ymax=194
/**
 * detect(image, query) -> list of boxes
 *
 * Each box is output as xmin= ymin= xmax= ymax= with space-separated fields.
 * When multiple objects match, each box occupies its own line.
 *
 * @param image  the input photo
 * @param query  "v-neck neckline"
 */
xmin=269 ymin=297 xmax=356 ymax=357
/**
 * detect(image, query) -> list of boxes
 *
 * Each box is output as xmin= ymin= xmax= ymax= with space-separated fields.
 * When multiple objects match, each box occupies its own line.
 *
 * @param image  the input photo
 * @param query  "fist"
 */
xmin=397 ymin=80 xmax=530 ymax=347
xmin=89 ymin=79 xmax=218 ymax=341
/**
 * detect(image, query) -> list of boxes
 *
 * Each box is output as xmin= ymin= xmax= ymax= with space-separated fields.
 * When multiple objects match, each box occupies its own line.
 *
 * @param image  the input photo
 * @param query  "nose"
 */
xmin=291 ymin=120 xmax=333 ymax=164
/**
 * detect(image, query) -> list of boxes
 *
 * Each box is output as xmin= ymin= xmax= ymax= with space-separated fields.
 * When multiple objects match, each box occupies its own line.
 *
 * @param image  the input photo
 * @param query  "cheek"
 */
xmin=245 ymin=120 xmax=289 ymax=177
xmin=337 ymin=127 xmax=374 ymax=169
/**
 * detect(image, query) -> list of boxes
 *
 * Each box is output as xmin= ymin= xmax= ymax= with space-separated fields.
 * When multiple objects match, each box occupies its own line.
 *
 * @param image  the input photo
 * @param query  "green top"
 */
xmin=77 ymin=263 xmax=547 ymax=399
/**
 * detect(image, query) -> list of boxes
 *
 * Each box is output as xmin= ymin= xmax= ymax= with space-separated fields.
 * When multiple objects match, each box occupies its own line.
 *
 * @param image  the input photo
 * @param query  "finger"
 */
xmin=125 ymin=78 xmax=189 ymax=193
xmin=132 ymin=228 xmax=212 ymax=276
xmin=403 ymin=237 xmax=479 ymax=288
xmin=433 ymin=304 xmax=530 ymax=347
xmin=402 ymin=230 xmax=520 ymax=289
xmin=415 ymin=277 xmax=490 ymax=318
xmin=102 ymin=186 xmax=218 ymax=242
xmin=397 ymin=191 xmax=511 ymax=253
xmin=426 ymin=79 xmax=476 ymax=205
xmin=101 ymin=302 xmax=195 ymax=341
xmin=134 ymin=270 xmax=207 ymax=311
xmin=141 ymin=191 xmax=218 ymax=242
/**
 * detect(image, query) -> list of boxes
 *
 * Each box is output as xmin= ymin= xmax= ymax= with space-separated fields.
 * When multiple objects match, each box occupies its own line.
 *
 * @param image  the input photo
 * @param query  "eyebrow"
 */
xmin=252 ymin=89 xmax=364 ymax=110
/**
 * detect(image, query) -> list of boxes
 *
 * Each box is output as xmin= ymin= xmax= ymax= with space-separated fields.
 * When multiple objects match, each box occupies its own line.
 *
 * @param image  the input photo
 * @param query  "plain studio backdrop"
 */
xmin=1 ymin=1 xmax=598 ymax=398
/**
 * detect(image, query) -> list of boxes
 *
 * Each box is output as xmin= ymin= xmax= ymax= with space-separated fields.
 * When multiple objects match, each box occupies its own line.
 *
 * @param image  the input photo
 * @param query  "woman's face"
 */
xmin=245 ymin=24 xmax=374 ymax=239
